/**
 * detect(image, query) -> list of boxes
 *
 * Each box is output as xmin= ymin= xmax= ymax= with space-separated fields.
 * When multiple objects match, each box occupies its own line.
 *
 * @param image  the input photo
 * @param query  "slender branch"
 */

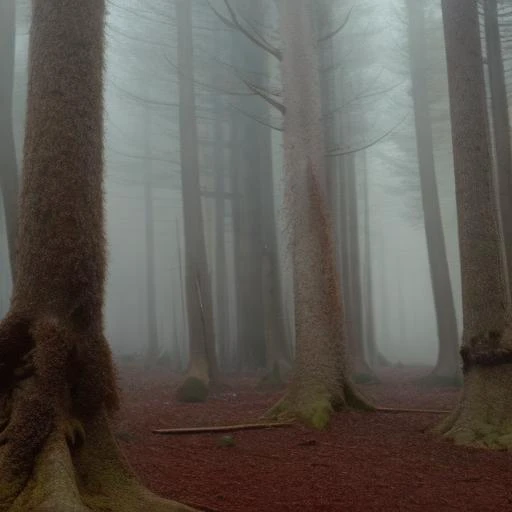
xmin=318 ymin=5 xmax=354 ymax=43
xmin=242 ymin=78 xmax=286 ymax=114
xmin=228 ymin=103 xmax=283 ymax=132
xmin=206 ymin=0 xmax=283 ymax=61
xmin=326 ymin=116 xmax=408 ymax=157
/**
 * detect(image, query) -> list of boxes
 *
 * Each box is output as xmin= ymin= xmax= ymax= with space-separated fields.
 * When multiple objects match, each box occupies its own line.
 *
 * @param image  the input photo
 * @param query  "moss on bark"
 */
xmin=433 ymin=365 xmax=512 ymax=449
xmin=266 ymin=381 xmax=374 ymax=430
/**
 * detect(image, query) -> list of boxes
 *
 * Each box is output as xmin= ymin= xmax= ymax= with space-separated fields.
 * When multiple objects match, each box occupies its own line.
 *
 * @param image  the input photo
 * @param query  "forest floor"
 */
xmin=115 ymin=364 xmax=512 ymax=511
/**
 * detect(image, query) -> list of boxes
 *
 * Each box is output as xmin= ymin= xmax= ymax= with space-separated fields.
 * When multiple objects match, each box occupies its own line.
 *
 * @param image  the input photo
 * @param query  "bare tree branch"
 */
xmin=207 ymin=0 xmax=283 ymax=61
xmin=241 ymin=78 xmax=286 ymax=114
xmin=318 ymin=6 xmax=354 ymax=43
xmin=326 ymin=116 xmax=408 ymax=157
xmin=228 ymin=103 xmax=283 ymax=132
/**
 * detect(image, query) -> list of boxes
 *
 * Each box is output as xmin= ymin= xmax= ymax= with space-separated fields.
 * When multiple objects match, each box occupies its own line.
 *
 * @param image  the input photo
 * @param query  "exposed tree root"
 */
xmin=1 ymin=411 xmax=199 ymax=512
xmin=265 ymin=382 xmax=374 ymax=430
xmin=0 ymin=315 xmax=199 ymax=512
xmin=153 ymin=421 xmax=294 ymax=435
xmin=432 ymin=365 xmax=512 ymax=449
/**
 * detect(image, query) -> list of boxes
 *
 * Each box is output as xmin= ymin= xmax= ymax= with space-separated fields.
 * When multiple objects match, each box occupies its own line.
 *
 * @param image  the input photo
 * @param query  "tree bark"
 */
xmin=484 ymin=0 xmax=512 ymax=300
xmin=266 ymin=0 xmax=372 ymax=429
xmin=0 ymin=0 xmax=19 ymax=279
xmin=175 ymin=0 xmax=219 ymax=402
xmin=434 ymin=0 xmax=512 ymax=448
xmin=406 ymin=0 xmax=461 ymax=385
xmin=0 ymin=0 xmax=196 ymax=509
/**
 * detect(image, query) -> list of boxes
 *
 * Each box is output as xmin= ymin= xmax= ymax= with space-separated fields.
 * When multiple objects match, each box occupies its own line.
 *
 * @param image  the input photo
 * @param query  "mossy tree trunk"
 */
xmin=434 ymin=0 xmax=512 ymax=448
xmin=0 ymin=0 xmax=19 ymax=279
xmin=406 ymin=0 xmax=461 ymax=387
xmin=0 ymin=0 xmax=197 ymax=510
xmin=266 ymin=0 xmax=372 ymax=429
xmin=175 ymin=0 xmax=219 ymax=403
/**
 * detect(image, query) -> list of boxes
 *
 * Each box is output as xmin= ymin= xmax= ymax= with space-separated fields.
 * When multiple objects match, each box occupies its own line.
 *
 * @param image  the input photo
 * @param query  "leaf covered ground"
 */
xmin=115 ymin=364 xmax=512 ymax=511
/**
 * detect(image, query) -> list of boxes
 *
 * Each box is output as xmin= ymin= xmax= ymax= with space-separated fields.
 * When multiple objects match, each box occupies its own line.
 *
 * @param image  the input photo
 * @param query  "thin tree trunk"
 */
xmin=434 ymin=0 xmax=512 ymax=448
xmin=361 ymin=152 xmax=378 ymax=368
xmin=345 ymin=162 xmax=375 ymax=381
xmin=175 ymin=0 xmax=218 ymax=402
xmin=0 ymin=0 xmax=19 ymax=279
xmin=144 ymin=177 xmax=159 ymax=365
xmin=406 ymin=0 xmax=461 ymax=385
xmin=484 ymin=0 xmax=512 ymax=299
xmin=213 ymin=96 xmax=229 ymax=368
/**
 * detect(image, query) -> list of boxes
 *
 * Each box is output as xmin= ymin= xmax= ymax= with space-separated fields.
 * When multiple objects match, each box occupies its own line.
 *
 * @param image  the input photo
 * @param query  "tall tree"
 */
xmin=267 ymin=0 xmax=371 ymax=428
xmin=0 ymin=0 xmax=20 ymax=278
xmin=405 ymin=0 xmax=461 ymax=386
xmin=434 ymin=0 xmax=512 ymax=448
xmin=143 ymin=99 xmax=159 ymax=366
xmin=0 ymin=0 xmax=196 ymax=509
xmin=484 ymin=0 xmax=512 ymax=297
xmin=175 ymin=0 xmax=219 ymax=402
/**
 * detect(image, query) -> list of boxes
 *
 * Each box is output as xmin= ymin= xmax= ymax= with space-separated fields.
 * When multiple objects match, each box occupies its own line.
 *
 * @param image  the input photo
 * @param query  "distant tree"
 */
xmin=0 ymin=0 xmax=196 ymax=509
xmin=175 ymin=0 xmax=219 ymax=402
xmin=143 ymin=102 xmax=159 ymax=366
xmin=434 ymin=0 xmax=512 ymax=448
xmin=405 ymin=0 xmax=461 ymax=386
xmin=0 ymin=0 xmax=20 ymax=278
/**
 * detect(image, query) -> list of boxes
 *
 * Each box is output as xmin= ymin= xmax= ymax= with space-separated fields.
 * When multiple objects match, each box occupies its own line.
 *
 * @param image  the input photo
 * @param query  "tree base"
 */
xmin=175 ymin=376 xmax=209 ymax=403
xmin=265 ymin=381 xmax=374 ymax=430
xmin=256 ymin=361 xmax=290 ymax=392
xmin=0 ymin=411 xmax=198 ymax=512
xmin=433 ymin=365 xmax=512 ymax=449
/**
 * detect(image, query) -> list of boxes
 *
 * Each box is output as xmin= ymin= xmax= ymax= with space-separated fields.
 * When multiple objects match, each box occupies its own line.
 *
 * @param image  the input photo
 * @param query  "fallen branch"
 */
xmin=152 ymin=421 xmax=294 ymax=435
xmin=376 ymin=407 xmax=450 ymax=414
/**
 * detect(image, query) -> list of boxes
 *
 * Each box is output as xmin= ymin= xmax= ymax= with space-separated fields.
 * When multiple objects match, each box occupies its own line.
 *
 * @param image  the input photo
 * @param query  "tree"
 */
xmin=434 ymin=0 xmax=512 ymax=448
xmin=175 ymin=0 xmax=219 ymax=402
xmin=484 ymin=0 xmax=512 ymax=298
xmin=405 ymin=0 xmax=461 ymax=386
xmin=266 ymin=0 xmax=372 ymax=428
xmin=0 ymin=0 xmax=20 ymax=278
xmin=0 ymin=0 xmax=197 ymax=510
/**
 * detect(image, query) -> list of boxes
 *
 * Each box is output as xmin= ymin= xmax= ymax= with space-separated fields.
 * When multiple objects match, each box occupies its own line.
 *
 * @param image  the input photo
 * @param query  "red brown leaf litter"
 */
xmin=115 ymin=363 xmax=512 ymax=511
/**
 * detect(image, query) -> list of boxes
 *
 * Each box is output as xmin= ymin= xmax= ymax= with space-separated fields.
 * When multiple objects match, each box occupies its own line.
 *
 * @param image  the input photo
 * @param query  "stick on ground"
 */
xmin=152 ymin=421 xmax=294 ymax=435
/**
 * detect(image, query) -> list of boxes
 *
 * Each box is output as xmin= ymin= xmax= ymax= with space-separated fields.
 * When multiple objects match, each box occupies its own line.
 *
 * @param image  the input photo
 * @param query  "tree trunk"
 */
xmin=175 ymin=0 xmax=219 ymax=402
xmin=361 ymin=152 xmax=379 ymax=368
xmin=213 ymin=95 xmax=229 ymax=369
xmin=144 ymin=177 xmax=159 ymax=365
xmin=0 ymin=0 xmax=19 ymax=279
xmin=0 ymin=0 xmax=196 ymax=509
xmin=406 ymin=0 xmax=461 ymax=386
xmin=434 ymin=0 xmax=512 ymax=449
xmin=266 ymin=0 xmax=372 ymax=429
xmin=345 ymin=163 xmax=376 ymax=381
xmin=484 ymin=0 xmax=512 ymax=299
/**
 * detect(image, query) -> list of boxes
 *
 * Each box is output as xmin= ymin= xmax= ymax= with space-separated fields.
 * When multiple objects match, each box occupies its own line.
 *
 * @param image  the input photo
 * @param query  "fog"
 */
xmin=2 ymin=0 xmax=474 ymax=368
